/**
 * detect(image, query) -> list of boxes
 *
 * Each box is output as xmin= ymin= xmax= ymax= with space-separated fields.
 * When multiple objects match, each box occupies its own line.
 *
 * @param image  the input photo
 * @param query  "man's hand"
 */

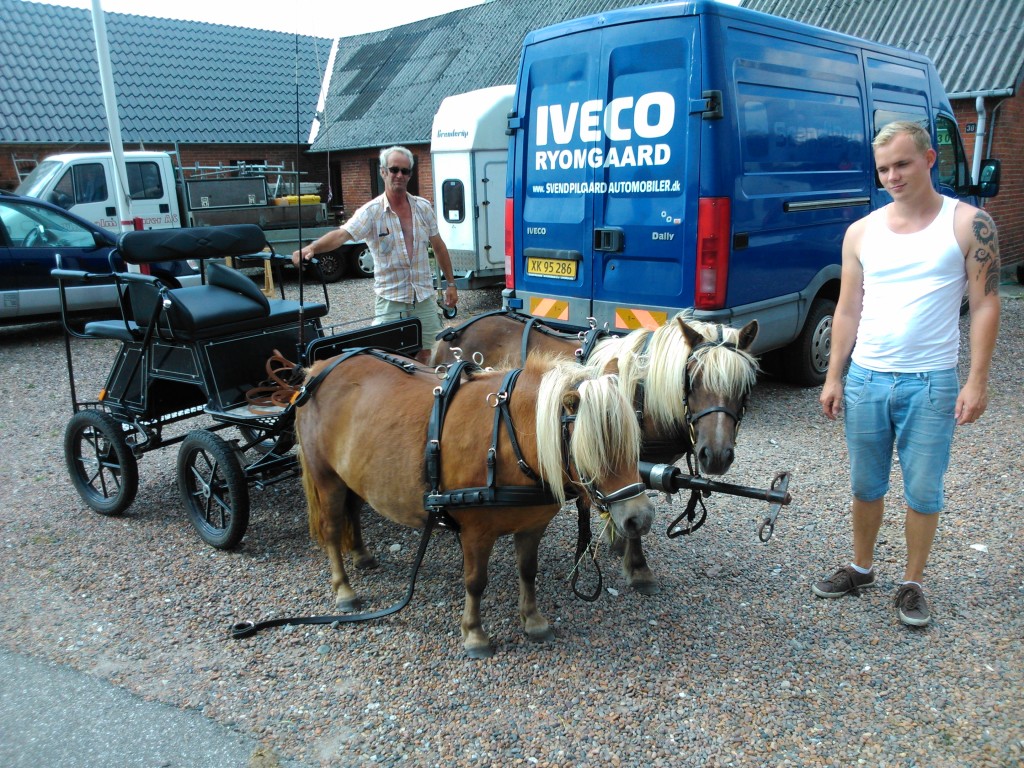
xmin=820 ymin=379 xmax=843 ymax=420
xmin=442 ymin=284 xmax=458 ymax=307
xmin=955 ymin=379 xmax=988 ymax=425
xmin=291 ymin=246 xmax=314 ymax=268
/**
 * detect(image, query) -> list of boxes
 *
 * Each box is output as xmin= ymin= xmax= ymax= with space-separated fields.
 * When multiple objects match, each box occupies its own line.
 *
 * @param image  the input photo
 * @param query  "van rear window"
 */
xmin=738 ymin=84 xmax=864 ymax=174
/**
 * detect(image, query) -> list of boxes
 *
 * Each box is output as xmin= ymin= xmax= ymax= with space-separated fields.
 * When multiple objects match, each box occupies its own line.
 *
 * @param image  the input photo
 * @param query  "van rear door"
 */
xmin=513 ymin=12 xmax=702 ymax=329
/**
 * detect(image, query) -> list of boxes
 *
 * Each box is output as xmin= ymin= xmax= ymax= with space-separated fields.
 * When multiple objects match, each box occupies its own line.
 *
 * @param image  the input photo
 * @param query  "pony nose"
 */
xmin=699 ymin=445 xmax=734 ymax=475
xmin=621 ymin=498 xmax=655 ymax=537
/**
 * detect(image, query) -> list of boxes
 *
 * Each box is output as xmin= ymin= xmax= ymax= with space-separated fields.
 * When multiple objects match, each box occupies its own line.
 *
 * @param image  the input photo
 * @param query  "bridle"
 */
xmin=558 ymin=391 xmax=647 ymax=516
xmin=682 ymin=326 xmax=749 ymax=447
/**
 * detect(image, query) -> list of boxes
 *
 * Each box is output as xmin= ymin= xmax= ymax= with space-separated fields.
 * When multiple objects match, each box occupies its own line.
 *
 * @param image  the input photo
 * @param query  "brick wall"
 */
xmin=329 ymin=144 xmax=435 ymax=222
xmin=2 ymin=142 xmax=328 ymax=198
xmin=954 ymin=95 xmax=1023 ymax=272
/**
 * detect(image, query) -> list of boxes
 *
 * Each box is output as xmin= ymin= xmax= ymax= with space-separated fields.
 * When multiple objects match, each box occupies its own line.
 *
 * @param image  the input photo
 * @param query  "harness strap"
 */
xmin=425 ymin=365 xmax=554 ymax=511
xmin=231 ymin=509 xmax=447 ymax=639
xmin=520 ymin=318 xmax=539 ymax=365
xmin=292 ymin=347 xmax=417 ymax=409
xmin=425 ymin=359 xmax=477 ymax=498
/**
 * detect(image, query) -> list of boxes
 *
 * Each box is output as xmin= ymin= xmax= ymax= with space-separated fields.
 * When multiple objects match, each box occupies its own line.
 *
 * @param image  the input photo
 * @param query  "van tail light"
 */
xmin=504 ymin=197 xmax=515 ymax=290
xmin=695 ymin=197 xmax=730 ymax=310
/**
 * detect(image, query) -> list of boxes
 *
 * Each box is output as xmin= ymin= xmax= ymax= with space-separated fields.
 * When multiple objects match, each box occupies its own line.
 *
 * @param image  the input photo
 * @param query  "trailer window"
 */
xmin=441 ymin=179 xmax=465 ymax=223
xmin=127 ymin=162 xmax=164 ymax=200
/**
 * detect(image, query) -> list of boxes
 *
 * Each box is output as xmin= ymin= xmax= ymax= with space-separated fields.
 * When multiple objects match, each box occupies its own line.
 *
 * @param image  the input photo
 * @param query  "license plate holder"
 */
xmin=526 ymin=257 xmax=577 ymax=279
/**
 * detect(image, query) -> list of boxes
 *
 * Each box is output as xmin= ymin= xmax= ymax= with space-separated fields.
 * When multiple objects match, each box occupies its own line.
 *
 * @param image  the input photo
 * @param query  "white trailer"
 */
xmin=430 ymin=85 xmax=515 ymax=289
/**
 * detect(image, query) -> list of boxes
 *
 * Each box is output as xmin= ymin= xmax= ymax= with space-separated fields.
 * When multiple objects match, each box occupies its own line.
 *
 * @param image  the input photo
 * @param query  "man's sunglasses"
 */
xmin=388 ymin=166 xmax=412 ymax=176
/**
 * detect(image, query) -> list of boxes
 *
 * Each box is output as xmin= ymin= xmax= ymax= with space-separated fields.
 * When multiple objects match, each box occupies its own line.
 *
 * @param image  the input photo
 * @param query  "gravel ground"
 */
xmin=1 ymin=275 xmax=1021 ymax=768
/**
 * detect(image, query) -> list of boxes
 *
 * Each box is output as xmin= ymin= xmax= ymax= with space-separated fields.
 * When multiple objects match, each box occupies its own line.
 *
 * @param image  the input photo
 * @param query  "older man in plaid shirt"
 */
xmin=293 ymin=145 xmax=458 ymax=363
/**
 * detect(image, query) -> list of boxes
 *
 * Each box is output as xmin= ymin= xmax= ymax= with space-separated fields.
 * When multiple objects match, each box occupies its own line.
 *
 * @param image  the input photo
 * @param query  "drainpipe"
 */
xmin=971 ymin=96 xmax=986 ymax=184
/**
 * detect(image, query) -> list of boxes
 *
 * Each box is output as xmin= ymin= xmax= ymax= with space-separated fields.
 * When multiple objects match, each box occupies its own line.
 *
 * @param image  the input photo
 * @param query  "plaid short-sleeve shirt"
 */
xmin=343 ymin=193 xmax=439 ymax=304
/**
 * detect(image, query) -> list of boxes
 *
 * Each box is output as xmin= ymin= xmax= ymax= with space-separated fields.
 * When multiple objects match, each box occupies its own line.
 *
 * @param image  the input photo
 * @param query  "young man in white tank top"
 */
xmin=812 ymin=121 xmax=1001 ymax=626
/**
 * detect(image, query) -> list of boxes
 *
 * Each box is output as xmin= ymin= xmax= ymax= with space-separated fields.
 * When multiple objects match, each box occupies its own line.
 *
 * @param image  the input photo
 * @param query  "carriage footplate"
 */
xmin=639 ymin=461 xmax=792 ymax=542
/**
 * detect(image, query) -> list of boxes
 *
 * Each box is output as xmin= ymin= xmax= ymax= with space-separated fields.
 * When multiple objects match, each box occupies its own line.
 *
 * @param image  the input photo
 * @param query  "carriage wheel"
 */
xmin=177 ymin=430 xmax=250 ymax=549
xmin=64 ymin=410 xmax=139 ymax=516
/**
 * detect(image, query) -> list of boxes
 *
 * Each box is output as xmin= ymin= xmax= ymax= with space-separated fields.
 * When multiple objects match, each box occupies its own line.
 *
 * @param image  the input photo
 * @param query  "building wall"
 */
xmin=954 ymin=95 xmax=1023 ymax=272
xmin=331 ymin=144 xmax=435 ymax=222
xmin=3 ymin=143 xmax=328 ymax=199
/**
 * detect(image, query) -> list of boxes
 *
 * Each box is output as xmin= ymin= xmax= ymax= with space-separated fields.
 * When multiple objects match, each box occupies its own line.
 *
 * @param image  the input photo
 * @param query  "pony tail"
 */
xmin=298 ymin=445 xmax=327 ymax=545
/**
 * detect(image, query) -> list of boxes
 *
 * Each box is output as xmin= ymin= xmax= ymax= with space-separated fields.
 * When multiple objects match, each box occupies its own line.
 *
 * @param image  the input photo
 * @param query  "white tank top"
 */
xmin=852 ymin=196 xmax=966 ymax=372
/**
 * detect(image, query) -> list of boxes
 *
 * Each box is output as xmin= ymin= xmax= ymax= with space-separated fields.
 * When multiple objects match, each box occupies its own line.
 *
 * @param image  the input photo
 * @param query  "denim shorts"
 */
xmin=843 ymin=361 xmax=959 ymax=513
xmin=373 ymin=295 xmax=443 ymax=340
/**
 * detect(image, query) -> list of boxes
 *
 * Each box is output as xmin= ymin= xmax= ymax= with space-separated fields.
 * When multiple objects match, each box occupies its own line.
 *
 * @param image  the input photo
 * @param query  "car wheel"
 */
xmin=350 ymin=247 xmax=374 ymax=278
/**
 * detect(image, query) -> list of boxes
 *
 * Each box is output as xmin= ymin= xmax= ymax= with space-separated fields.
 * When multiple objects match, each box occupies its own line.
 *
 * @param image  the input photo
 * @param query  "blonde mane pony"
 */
xmin=586 ymin=312 xmax=759 ymax=433
xmin=533 ymin=360 xmax=641 ymax=506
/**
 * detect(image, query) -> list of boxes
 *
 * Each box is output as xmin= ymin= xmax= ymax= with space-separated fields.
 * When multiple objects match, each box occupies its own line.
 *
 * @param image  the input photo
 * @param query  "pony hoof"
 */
xmin=525 ymin=626 xmax=555 ymax=643
xmin=354 ymin=554 xmax=378 ymax=570
xmin=335 ymin=596 xmax=362 ymax=612
xmin=465 ymin=643 xmax=495 ymax=660
xmin=631 ymin=580 xmax=661 ymax=596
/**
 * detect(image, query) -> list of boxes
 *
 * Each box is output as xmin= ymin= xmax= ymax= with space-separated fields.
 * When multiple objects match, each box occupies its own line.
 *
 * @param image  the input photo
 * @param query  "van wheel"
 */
xmin=781 ymin=298 xmax=835 ymax=387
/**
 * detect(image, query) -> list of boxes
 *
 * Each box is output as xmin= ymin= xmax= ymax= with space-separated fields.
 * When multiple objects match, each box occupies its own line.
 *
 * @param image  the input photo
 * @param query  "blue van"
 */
xmin=502 ymin=0 xmax=998 ymax=385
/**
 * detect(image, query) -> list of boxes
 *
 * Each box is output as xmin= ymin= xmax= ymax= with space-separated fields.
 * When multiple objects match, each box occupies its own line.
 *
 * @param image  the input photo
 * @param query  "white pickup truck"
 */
xmin=16 ymin=151 xmax=371 ymax=282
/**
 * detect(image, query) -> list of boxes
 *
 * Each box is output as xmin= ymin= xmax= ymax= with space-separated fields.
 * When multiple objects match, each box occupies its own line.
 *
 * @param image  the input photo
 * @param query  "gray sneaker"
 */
xmin=811 ymin=565 xmax=876 ymax=598
xmin=894 ymin=583 xmax=931 ymax=626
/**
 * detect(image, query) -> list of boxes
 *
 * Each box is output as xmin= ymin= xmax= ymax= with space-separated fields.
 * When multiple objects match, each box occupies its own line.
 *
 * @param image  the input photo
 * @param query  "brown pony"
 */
xmin=431 ymin=311 xmax=760 ymax=594
xmin=295 ymin=351 xmax=655 ymax=658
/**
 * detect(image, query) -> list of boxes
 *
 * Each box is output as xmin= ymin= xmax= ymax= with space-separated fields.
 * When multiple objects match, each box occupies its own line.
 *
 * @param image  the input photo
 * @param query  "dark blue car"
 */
xmin=0 ymin=190 xmax=199 ymax=324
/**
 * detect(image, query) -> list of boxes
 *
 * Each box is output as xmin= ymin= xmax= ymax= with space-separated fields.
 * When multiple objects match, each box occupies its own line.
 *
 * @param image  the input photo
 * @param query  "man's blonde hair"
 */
xmin=872 ymin=120 xmax=932 ymax=153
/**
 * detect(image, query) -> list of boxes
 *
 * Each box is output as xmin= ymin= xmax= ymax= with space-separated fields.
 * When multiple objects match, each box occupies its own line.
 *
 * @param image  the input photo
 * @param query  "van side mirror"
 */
xmin=977 ymin=159 xmax=1000 ymax=198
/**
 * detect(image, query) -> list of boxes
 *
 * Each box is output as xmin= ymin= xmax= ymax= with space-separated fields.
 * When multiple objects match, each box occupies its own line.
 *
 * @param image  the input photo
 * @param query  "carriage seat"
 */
xmin=83 ymin=225 xmax=327 ymax=342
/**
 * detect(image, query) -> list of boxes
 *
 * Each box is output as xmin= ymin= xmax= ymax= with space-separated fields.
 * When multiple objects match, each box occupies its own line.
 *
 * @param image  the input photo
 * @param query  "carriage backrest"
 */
xmin=116 ymin=224 xmax=269 ymax=265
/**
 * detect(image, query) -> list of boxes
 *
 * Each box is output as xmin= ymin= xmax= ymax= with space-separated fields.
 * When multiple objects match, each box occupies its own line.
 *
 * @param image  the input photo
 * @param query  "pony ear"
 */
xmin=737 ymin=319 xmax=758 ymax=350
xmin=677 ymin=318 xmax=705 ymax=351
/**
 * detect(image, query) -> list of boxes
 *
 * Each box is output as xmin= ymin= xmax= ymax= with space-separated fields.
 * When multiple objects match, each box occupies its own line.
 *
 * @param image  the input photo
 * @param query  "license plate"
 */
xmin=526 ymin=257 xmax=577 ymax=279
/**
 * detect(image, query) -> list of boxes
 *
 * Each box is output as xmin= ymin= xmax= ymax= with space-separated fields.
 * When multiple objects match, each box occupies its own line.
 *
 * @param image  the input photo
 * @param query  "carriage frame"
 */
xmin=54 ymin=223 xmax=422 ymax=548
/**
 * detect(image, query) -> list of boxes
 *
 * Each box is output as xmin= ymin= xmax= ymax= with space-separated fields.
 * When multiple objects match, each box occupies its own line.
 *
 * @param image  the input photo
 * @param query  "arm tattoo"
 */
xmin=971 ymin=211 xmax=1000 ymax=297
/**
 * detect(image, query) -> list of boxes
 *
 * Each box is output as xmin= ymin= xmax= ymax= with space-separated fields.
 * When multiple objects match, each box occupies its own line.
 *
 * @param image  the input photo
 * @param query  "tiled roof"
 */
xmin=742 ymin=0 xmax=1024 ymax=98
xmin=1 ymin=0 xmax=332 ymax=144
xmin=311 ymin=0 xmax=1023 ymax=154
xmin=311 ymin=0 xmax=661 ymax=153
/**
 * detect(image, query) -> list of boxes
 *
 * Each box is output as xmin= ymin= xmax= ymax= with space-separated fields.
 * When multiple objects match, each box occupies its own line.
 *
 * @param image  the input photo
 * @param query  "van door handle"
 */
xmin=594 ymin=228 xmax=625 ymax=252
xmin=105 ymin=207 xmax=116 ymax=216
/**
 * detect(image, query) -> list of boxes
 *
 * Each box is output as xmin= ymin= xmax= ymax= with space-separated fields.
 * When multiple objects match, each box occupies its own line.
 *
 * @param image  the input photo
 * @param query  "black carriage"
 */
xmin=54 ymin=224 xmax=421 ymax=548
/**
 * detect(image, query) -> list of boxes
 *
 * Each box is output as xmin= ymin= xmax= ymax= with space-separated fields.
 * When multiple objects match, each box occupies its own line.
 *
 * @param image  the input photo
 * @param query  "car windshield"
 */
xmin=15 ymin=160 xmax=65 ymax=198
xmin=0 ymin=200 xmax=99 ymax=248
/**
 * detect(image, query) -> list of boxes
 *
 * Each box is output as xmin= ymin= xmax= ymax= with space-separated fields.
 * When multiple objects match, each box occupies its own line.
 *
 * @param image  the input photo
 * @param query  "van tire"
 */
xmin=781 ymin=297 xmax=834 ymax=387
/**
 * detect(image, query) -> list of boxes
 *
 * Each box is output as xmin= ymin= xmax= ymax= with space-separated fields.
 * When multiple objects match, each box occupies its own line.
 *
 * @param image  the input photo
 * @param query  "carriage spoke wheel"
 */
xmin=64 ymin=410 xmax=139 ymax=516
xmin=177 ymin=430 xmax=249 ymax=549
xmin=237 ymin=423 xmax=295 ymax=456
